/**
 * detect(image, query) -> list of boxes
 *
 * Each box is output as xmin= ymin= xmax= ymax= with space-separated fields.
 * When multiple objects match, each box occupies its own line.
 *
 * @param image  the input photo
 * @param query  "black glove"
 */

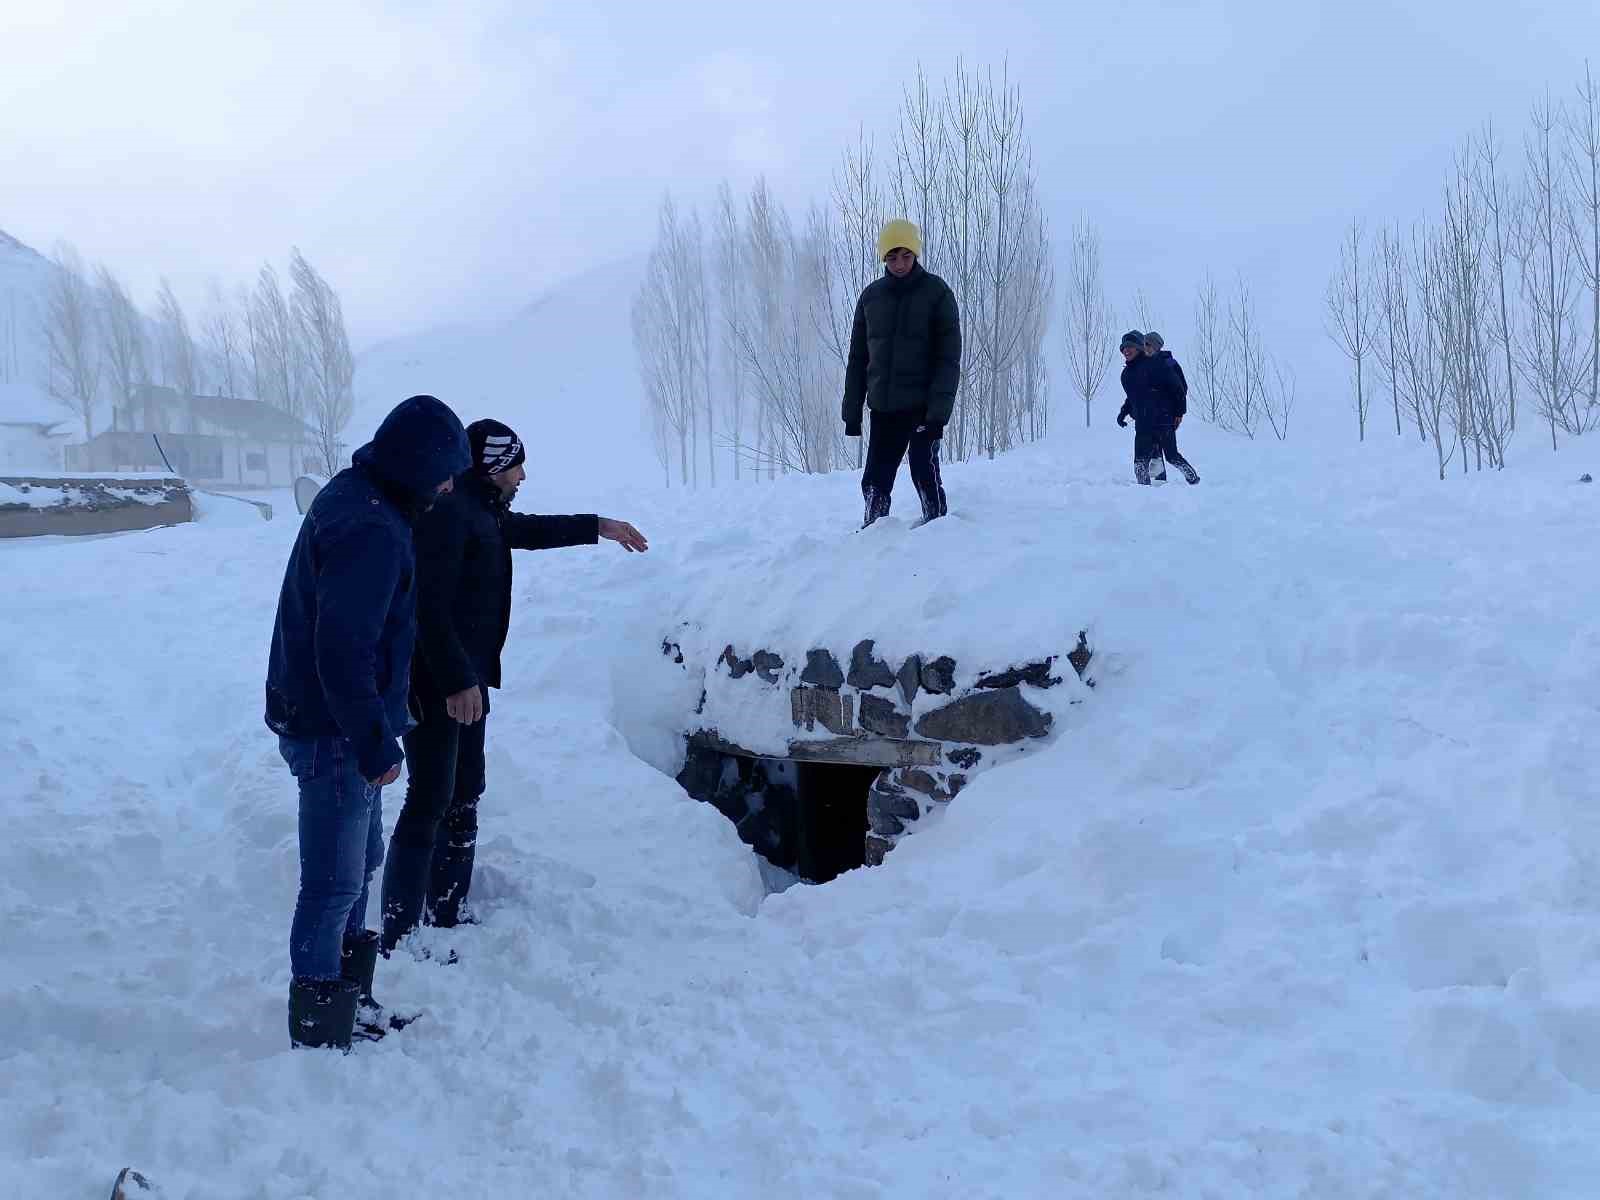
xmin=845 ymin=421 xmax=862 ymax=438
xmin=915 ymin=422 xmax=944 ymax=440
xmin=1117 ymin=413 xmax=1128 ymax=428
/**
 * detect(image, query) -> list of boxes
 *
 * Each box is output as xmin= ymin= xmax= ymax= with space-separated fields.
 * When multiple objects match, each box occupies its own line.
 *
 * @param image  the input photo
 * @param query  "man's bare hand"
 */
xmin=598 ymin=518 xmax=649 ymax=553
xmin=370 ymin=763 xmax=402 ymax=788
xmin=445 ymin=685 xmax=485 ymax=724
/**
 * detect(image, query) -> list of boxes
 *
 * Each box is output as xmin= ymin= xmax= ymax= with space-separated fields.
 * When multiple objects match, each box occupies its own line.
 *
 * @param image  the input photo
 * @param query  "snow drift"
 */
xmin=1 ymin=422 xmax=1598 ymax=1197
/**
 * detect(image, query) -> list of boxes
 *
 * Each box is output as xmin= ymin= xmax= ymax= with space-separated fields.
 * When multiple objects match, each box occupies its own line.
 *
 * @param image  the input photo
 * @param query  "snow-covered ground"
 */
xmin=2 ymin=420 xmax=1598 ymax=1198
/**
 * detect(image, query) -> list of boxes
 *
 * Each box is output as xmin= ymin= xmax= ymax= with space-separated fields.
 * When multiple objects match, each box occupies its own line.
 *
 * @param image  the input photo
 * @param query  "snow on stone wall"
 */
xmin=0 ymin=474 xmax=192 ymax=538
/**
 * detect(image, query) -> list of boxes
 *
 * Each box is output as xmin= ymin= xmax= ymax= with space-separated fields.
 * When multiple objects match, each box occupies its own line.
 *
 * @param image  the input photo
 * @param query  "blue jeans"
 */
xmin=281 ymin=736 xmax=386 ymax=980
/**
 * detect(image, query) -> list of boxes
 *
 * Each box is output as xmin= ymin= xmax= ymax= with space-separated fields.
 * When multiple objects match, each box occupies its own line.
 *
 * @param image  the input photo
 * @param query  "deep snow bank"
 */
xmin=2 ymin=421 xmax=1599 ymax=1197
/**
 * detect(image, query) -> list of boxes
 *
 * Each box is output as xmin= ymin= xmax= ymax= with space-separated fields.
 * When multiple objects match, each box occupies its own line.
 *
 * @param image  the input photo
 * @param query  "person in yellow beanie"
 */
xmin=842 ymin=218 xmax=962 ymax=527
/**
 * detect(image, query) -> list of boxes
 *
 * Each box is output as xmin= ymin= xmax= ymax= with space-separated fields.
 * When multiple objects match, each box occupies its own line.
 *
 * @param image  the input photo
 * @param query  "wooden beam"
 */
xmin=688 ymin=729 xmax=943 ymax=768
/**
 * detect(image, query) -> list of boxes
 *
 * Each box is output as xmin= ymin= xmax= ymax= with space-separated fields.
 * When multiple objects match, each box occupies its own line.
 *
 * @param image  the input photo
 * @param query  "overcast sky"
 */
xmin=5 ymin=0 xmax=1597 ymax=393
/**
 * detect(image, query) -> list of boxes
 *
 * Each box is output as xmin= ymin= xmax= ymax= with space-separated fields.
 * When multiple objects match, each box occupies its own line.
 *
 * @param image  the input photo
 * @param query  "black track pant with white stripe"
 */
xmin=861 ymin=409 xmax=948 ymax=527
xmin=1133 ymin=424 xmax=1199 ymax=485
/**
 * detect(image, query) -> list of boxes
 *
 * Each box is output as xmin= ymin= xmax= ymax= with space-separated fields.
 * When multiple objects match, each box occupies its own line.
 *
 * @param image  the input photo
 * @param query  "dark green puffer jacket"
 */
xmin=841 ymin=264 xmax=963 ymax=428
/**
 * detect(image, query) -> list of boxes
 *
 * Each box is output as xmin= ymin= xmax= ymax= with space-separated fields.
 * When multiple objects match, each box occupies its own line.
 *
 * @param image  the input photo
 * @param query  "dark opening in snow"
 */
xmin=676 ymin=740 xmax=879 ymax=884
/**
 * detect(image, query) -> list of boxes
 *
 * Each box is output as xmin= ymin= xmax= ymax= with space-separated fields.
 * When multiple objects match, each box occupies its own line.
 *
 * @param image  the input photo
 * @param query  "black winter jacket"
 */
xmin=1118 ymin=353 xmax=1187 ymax=427
xmin=411 ymin=472 xmax=598 ymax=711
xmin=265 ymin=395 xmax=470 ymax=780
xmin=1157 ymin=349 xmax=1189 ymax=409
xmin=842 ymin=263 xmax=962 ymax=429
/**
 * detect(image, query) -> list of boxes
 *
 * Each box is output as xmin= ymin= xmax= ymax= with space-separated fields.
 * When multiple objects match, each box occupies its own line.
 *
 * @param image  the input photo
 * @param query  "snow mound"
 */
xmin=2 ymin=422 xmax=1599 ymax=1196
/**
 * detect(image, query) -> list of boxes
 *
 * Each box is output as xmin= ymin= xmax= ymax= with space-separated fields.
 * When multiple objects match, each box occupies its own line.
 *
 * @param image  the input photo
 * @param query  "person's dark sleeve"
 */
xmin=842 ymin=295 xmax=868 ymax=430
xmin=1171 ymin=358 xmax=1190 ymax=417
xmin=312 ymin=518 xmax=406 ymax=781
xmin=503 ymin=513 xmax=600 ymax=551
xmin=412 ymin=502 xmax=477 ymax=699
xmin=927 ymin=285 xmax=963 ymax=426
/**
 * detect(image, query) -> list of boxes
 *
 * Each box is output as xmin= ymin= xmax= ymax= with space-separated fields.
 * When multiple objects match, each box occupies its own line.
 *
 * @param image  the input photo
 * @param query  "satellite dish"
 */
xmin=293 ymin=474 xmax=328 ymax=515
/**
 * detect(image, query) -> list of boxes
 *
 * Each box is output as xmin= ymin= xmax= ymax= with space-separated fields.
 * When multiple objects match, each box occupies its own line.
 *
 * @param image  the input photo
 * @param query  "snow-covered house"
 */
xmin=65 ymin=383 xmax=316 ymax=488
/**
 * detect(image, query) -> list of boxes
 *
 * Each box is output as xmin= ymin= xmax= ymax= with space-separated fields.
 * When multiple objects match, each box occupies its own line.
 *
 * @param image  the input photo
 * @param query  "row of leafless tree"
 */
xmin=1060 ymin=222 xmax=1297 ymax=442
xmin=37 ymin=244 xmax=355 ymax=473
xmin=1327 ymin=64 xmax=1600 ymax=476
xmin=631 ymin=60 xmax=1054 ymax=486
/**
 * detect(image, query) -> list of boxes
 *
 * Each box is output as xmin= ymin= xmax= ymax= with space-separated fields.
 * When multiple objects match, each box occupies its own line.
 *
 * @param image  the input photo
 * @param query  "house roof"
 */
xmin=131 ymin=384 xmax=314 ymax=440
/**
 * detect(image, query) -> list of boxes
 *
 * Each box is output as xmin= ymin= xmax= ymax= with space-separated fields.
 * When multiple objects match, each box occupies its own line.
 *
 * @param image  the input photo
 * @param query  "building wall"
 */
xmin=68 ymin=432 xmax=306 ymax=489
xmin=0 ymin=427 xmax=67 ymax=472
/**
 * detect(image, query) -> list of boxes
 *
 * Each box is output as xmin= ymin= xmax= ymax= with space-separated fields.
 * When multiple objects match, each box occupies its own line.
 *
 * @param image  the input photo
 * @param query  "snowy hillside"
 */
xmin=0 ymin=229 xmax=72 ymax=440
xmin=3 ymin=422 xmax=1600 ymax=1197
xmin=353 ymin=263 xmax=658 ymax=503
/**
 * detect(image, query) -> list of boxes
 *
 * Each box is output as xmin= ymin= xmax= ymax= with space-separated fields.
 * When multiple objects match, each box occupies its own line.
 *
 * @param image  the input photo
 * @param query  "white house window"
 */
xmin=245 ymin=452 xmax=267 ymax=471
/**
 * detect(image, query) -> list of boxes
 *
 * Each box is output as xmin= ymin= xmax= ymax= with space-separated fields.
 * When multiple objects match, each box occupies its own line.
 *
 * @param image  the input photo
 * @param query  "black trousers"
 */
xmin=861 ymin=409 xmax=948 ymax=526
xmin=1133 ymin=424 xmax=1199 ymax=485
xmin=380 ymin=698 xmax=487 ymax=950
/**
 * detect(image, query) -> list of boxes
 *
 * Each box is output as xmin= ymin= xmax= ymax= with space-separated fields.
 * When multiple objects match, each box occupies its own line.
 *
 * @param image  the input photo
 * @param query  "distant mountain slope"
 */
xmin=353 ymin=262 xmax=658 ymax=502
xmin=0 ymin=229 xmax=67 ymax=425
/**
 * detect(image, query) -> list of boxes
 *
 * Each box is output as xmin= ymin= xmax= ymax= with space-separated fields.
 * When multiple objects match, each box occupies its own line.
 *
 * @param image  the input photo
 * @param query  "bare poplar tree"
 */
xmin=1228 ymin=276 xmax=1265 ymax=438
xmin=200 ymin=279 xmax=241 ymax=397
xmin=974 ymin=64 xmax=1035 ymax=459
xmin=235 ymin=282 xmax=264 ymax=403
xmin=1263 ymin=357 xmax=1296 ymax=441
xmin=154 ymin=278 xmax=197 ymax=403
xmin=1516 ymin=93 xmax=1584 ymax=447
xmin=685 ymin=212 xmax=713 ymax=488
xmin=1062 ymin=217 xmax=1115 ymax=427
xmin=1191 ymin=272 xmax=1231 ymax=428
xmin=1130 ymin=288 xmax=1157 ymax=332
xmin=1414 ymin=229 xmax=1463 ymax=477
xmin=634 ymin=279 xmax=678 ymax=488
xmin=253 ymin=264 xmax=300 ymax=417
xmin=1372 ymin=227 xmax=1414 ymax=437
xmin=713 ymin=181 xmax=747 ymax=482
xmin=1475 ymin=122 xmax=1523 ymax=436
xmin=1013 ymin=208 xmax=1054 ymax=443
xmin=1566 ymin=61 xmax=1600 ymax=425
xmin=95 ymin=264 xmax=146 ymax=420
xmin=735 ymin=180 xmax=829 ymax=475
xmin=289 ymin=249 xmax=354 ymax=475
xmin=40 ymin=243 xmax=101 ymax=438
xmin=828 ymin=129 xmax=886 ymax=469
xmin=1325 ymin=219 xmax=1377 ymax=441
xmin=892 ymin=65 xmax=947 ymax=275
xmin=937 ymin=60 xmax=995 ymax=460
xmin=1439 ymin=150 xmax=1507 ymax=470
xmin=630 ymin=195 xmax=701 ymax=486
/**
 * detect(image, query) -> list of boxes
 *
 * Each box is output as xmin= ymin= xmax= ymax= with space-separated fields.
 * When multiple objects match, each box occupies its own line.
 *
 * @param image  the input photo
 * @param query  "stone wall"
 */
xmin=0 ymin=475 xmax=193 ymax=539
xmin=671 ymin=632 xmax=1093 ymax=871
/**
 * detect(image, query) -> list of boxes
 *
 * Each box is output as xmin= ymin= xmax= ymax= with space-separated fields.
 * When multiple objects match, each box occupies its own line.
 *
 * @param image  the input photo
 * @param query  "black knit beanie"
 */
xmin=466 ymin=418 xmax=526 ymax=475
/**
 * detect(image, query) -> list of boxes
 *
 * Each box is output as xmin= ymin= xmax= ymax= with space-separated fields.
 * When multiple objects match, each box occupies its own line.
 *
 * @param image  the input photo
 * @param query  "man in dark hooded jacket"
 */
xmin=842 ymin=218 xmax=962 ymax=528
xmin=1116 ymin=329 xmax=1200 ymax=486
xmin=265 ymin=394 xmax=470 ymax=1051
xmin=379 ymin=418 xmax=649 ymax=955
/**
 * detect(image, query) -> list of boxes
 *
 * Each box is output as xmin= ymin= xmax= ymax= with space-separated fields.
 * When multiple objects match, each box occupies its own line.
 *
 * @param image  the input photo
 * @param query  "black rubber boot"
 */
xmin=288 ymin=976 xmax=359 ymax=1051
xmin=425 ymin=840 xmax=477 ymax=929
xmin=341 ymin=930 xmax=388 ymax=1041
xmin=380 ymin=838 xmax=434 ymax=954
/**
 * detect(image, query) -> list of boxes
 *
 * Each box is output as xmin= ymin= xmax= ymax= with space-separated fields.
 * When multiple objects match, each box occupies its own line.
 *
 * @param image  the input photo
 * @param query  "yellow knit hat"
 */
xmin=877 ymin=218 xmax=922 ymax=262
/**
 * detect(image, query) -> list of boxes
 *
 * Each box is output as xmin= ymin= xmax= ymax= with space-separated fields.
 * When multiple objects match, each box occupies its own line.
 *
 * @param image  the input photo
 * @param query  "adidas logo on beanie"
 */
xmin=466 ymin=418 xmax=525 ymax=475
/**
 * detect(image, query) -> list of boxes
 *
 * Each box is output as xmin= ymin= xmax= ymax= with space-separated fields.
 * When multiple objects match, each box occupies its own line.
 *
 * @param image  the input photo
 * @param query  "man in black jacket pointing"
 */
xmin=380 ymin=418 xmax=649 ymax=953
